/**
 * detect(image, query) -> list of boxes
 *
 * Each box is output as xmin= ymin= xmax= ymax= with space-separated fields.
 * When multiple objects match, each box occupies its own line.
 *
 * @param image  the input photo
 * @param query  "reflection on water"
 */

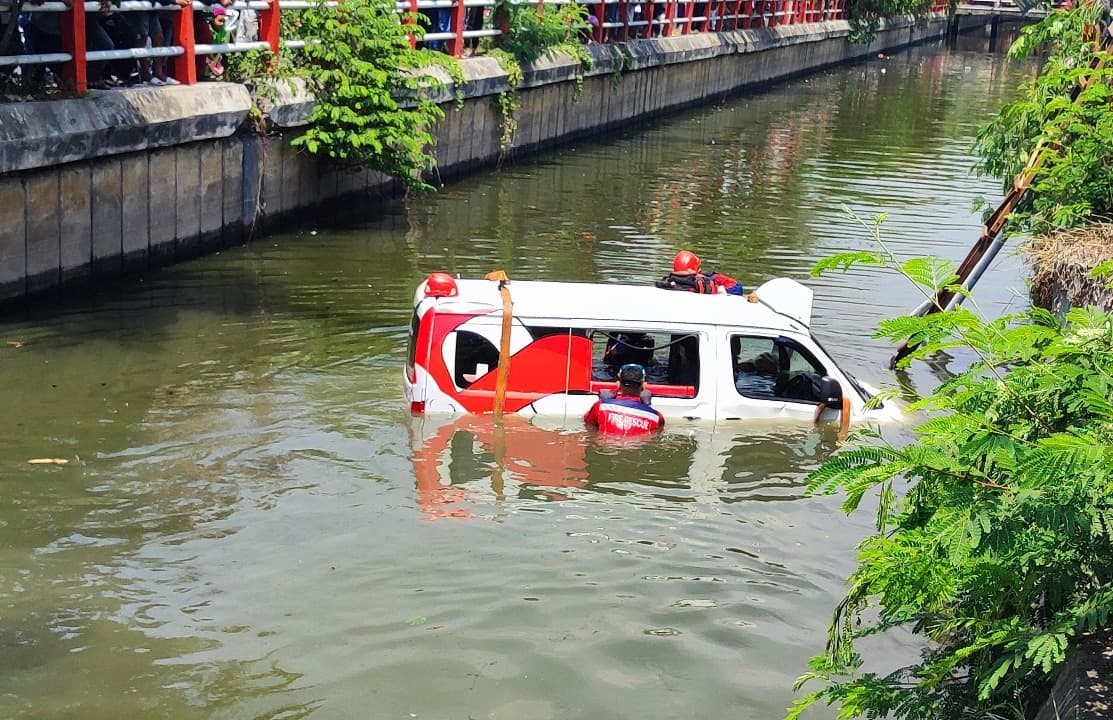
xmin=409 ymin=416 xmax=845 ymax=520
xmin=0 ymin=35 xmax=1037 ymax=720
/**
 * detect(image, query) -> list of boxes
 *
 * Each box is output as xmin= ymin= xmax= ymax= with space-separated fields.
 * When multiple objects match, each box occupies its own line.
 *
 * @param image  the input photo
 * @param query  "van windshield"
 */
xmin=808 ymin=332 xmax=873 ymax=403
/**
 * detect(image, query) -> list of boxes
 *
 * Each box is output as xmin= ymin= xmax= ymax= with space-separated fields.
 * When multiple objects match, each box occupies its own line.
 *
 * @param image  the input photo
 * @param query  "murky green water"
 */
xmin=0 ymin=32 xmax=1037 ymax=720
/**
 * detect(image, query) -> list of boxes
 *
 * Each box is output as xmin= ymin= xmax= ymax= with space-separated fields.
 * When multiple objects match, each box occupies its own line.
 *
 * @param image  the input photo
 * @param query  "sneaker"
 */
xmin=148 ymin=77 xmax=165 ymax=86
xmin=164 ymin=77 xmax=180 ymax=85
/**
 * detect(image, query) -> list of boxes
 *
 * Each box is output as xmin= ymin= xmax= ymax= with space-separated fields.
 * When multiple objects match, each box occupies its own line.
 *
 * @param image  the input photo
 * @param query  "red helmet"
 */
xmin=424 ymin=272 xmax=459 ymax=298
xmin=673 ymin=250 xmax=701 ymax=274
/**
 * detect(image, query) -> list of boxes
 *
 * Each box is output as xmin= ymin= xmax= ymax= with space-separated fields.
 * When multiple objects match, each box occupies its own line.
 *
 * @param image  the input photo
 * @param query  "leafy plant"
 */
xmin=609 ymin=43 xmax=633 ymax=89
xmin=291 ymin=0 xmax=446 ymax=191
xmin=484 ymin=3 xmax=590 ymax=153
xmin=973 ymin=3 xmax=1113 ymax=236
xmin=489 ymin=48 xmax=523 ymax=152
xmin=787 ymin=213 xmax=1113 ymax=720
xmin=492 ymin=0 xmax=590 ymax=65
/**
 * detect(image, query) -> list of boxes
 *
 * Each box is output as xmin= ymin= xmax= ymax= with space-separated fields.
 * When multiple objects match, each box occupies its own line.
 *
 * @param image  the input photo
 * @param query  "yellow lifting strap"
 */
xmin=485 ymin=270 xmax=513 ymax=416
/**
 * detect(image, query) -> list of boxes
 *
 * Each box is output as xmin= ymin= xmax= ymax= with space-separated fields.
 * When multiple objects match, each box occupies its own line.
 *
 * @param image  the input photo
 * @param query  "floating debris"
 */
xmin=644 ymin=627 xmax=681 ymax=637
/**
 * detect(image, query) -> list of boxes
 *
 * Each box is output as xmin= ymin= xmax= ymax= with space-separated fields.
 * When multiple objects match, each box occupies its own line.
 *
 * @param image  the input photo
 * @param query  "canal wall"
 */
xmin=0 ymin=15 xmax=948 ymax=304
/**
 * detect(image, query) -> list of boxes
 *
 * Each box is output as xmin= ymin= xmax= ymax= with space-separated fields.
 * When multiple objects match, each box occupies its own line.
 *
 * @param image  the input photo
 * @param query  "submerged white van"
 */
xmin=404 ymin=273 xmax=901 ymax=425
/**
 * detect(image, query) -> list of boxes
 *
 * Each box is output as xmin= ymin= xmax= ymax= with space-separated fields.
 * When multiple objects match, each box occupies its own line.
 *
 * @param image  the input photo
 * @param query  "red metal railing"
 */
xmin=0 ymin=0 xmax=951 ymax=93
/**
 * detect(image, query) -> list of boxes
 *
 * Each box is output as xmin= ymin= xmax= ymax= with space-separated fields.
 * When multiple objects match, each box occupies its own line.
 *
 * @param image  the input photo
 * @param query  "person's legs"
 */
xmin=129 ymin=12 xmax=153 ymax=82
xmin=193 ymin=10 xmax=211 ymax=79
xmin=156 ymin=12 xmax=179 ymax=82
xmin=463 ymin=5 xmax=481 ymax=52
xmin=84 ymin=15 xmax=113 ymax=87
xmin=234 ymin=7 xmax=257 ymax=41
xmin=432 ymin=7 xmax=451 ymax=52
xmin=145 ymin=13 xmax=165 ymax=82
xmin=100 ymin=14 xmax=135 ymax=83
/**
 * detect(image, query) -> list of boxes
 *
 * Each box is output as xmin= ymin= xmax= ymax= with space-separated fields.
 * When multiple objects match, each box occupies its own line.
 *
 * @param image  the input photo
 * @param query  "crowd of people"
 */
xmin=585 ymin=1 xmax=724 ymax=43
xmin=0 ymin=0 xmax=257 ymax=89
xmin=0 ymin=0 xmax=763 ymax=89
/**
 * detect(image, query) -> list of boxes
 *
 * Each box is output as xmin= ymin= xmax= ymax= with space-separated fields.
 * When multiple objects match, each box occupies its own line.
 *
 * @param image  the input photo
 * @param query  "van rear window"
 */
xmin=453 ymin=331 xmax=500 ymax=388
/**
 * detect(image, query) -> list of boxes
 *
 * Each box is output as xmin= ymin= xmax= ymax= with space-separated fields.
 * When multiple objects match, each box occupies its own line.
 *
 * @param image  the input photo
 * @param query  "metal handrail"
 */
xmin=0 ymin=0 xmax=869 ymax=92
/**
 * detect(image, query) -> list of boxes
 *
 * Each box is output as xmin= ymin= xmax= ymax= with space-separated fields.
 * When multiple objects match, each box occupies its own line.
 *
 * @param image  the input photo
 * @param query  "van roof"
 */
xmin=426 ymin=278 xmax=813 ymax=332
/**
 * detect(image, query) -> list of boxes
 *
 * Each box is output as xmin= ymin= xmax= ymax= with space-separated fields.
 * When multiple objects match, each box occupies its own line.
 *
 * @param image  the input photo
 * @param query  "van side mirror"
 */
xmin=819 ymin=376 xmax=843 ymax=405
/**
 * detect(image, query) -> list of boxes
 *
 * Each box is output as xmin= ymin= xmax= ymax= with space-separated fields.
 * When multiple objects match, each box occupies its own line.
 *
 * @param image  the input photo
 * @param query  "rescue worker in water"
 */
xmin=584 ymin=363 xmax=665 ymax=436
xmin=655 ymin=250 xmax=743 ymax=295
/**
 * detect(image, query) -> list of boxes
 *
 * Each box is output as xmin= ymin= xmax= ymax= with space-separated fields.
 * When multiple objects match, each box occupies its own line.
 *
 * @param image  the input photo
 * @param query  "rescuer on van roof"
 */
xmin=656 ymin=250 xmax=744 ymax=295
xmin=583 ymin=363 xmax=665 ymax=436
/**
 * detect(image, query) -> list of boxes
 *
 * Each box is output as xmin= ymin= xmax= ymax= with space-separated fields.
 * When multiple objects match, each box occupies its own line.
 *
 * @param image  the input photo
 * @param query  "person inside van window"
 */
xmin=656 ymin=250 xmax=743 ymax=295
xmin=603 ymin=333 xmax=654 ymax=369
xmin=734 ymin=345 xmax=779 ymax=398
xmin=584 ymin=364 xmax=664 ymax=436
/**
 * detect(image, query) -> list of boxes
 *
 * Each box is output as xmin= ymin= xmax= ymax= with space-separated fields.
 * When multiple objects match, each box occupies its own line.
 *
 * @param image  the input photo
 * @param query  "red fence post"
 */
xmin=446 ymin=0 xmax=466 ymax=55
xmin=171 ymin=2 xmax=197 ymax=83
xmin=59 ymin=0 xmax=86 ymax=92
xmin=405 ymin=0 xmax=418 ymax=49
xmin=258 ymin=0 xmax=281 ymax=54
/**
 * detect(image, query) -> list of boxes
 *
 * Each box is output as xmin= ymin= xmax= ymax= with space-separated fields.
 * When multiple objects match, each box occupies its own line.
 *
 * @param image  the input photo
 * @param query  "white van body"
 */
xmin=404 ymin=275 xmax=902 ymax=425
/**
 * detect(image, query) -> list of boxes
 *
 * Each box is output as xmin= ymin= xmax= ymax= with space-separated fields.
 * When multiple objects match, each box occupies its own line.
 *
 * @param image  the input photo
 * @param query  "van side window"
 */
xmin=528 ymin=326 xmax=589 ymax=341
xmin=453 ymin=331 xmax=500 ymax=389
xmin=590 ymin=330 xmax=700 ymax=395
xmin=731 ymin=335 xmax=826 ymax=403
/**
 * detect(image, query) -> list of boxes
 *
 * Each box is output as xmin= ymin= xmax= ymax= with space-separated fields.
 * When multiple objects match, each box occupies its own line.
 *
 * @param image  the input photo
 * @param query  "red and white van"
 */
xmin=404 ymin=274 xmax=900 ymax=425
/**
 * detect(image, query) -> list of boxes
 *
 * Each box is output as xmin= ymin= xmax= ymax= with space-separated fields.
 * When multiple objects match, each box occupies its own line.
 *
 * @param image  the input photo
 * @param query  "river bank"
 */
xmin=0 ymin=15 xmax=952 ymax=305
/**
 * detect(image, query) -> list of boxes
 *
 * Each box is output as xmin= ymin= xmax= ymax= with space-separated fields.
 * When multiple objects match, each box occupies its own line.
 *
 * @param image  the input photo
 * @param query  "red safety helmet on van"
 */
xmin=672 ymin=250 xmax=701 ymax=275
xmin=424 ymin=272 xmax=459 ymax=298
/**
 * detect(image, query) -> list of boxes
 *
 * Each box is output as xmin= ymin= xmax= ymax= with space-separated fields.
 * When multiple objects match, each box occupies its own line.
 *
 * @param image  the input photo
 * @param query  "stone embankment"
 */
xmin=0 ymin=17 xmax=949 ymax=304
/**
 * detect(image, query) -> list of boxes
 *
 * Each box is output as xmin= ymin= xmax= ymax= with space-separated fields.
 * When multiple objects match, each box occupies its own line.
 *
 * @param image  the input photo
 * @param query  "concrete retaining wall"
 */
xmin=0 ymin=16 xmax=947 ymax=304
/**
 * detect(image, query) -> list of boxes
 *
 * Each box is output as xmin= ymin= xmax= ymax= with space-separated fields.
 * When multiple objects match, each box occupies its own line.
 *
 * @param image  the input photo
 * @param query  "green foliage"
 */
xmin=845 ymin=0 xmax=936 ymax=44
xmin=290 ymin=0 xmax=445 ymax=191
xmin=608 ymin=43 xmax=633 ymax=89
xmin=788 ymin=219 xmax=1113 ymax=720
xmin=492 ymin=0 xmax=590 ymax=65
xmin=222 ymin=47 xmax=281 ymax=86
xmin=489 ymin=48 xmax=523 ymax=152
xmin=972 ymin=4 xmax=1113 ymax=236
xmin=485 ymin=1 xmax=590 ymax=151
